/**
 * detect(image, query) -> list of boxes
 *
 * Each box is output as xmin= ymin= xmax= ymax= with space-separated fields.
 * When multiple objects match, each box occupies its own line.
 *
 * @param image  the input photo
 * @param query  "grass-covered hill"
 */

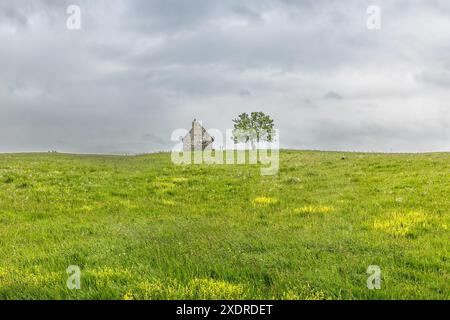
xmin=0 ymin=151 xmax=448 ymax=299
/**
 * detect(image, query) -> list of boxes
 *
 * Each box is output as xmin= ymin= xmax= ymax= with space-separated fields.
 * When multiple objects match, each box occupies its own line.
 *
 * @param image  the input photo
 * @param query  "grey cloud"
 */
xmin=415 ymin=69 xmax=450 ymax=87
xmin=0 ymin=4 xmax=28 ymax=28
xmin=239 ymin=89 xmax=252 ymax=96
xmin=323 ymin=91 xmax=343 ymax=100
xmin=0 ymin=0 xmax=449 ymax=153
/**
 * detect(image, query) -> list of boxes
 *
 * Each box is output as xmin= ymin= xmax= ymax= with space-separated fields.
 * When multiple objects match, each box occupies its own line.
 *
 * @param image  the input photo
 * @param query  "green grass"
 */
xmin=0 ymin=150 xmax=448 ymax=300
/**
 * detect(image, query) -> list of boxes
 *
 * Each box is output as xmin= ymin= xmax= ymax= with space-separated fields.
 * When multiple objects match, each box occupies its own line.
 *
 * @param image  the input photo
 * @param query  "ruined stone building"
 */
xmin=182 ymin=119 xmax=214 ymax=151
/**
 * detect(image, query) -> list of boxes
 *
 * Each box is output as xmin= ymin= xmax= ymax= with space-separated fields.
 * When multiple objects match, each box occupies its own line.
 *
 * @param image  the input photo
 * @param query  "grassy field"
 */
xmin=0 ymin=150 xmax=448 ymax=300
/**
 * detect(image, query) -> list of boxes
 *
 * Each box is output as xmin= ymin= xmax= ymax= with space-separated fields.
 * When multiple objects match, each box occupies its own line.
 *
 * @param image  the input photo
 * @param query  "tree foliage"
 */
xmin=232 ymin=112 xmax=275 ymax=148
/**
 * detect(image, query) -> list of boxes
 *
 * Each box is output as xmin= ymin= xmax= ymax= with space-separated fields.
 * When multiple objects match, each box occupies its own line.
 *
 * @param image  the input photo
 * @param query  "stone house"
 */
xmin=182 ymin=119 xmax=214 ymax=151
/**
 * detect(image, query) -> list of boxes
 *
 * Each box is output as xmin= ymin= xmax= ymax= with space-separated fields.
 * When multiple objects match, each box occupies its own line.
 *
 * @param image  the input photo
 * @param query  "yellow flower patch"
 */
xmin=123 ymin=291 xmax=134 ymax=300
xmin=252 ymin=197 xmax=279 ymax=206
xmin=170 ymin=177 xmax=189 ymax=183
xmin=0 ymin=267 xmax=61 ymax=287
xmin=88 ymin=267 xmax=133 ymax=287
xmin=154 ymin=181 xmax=176 ymax=193
xmin=152 ymin=177 xmax=187 ymax=194
xmin=187 ymin=278 xmax=245 ymax=299
xmin=161 ymin=199 xmax=175 ymax=206
xmin=373 ymin=211 xmax=430 ymax=237
xmin=282 ymin=287 xmax=327 ymax=300
xmin=118 ymin=199 xmax=138 ymax=209
xmin=294 ymin=205 xmax=334 ymax=214
xmin=128 ymin=278 xmax=247 ymax=299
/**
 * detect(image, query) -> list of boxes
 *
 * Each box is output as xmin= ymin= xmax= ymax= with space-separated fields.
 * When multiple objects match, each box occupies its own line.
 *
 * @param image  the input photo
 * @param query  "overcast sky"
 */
xmin=0 ymin=0 xmax=449 ymax=153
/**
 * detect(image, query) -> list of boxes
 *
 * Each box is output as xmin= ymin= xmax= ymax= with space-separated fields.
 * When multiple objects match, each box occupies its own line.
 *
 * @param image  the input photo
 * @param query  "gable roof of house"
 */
xmin=183 ymin=119 xmax=214 ymax=143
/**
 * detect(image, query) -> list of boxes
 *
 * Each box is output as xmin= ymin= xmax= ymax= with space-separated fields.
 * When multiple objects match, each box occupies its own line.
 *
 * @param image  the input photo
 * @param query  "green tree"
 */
xmin=232 ymin=112 xmax=275 ymax=149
